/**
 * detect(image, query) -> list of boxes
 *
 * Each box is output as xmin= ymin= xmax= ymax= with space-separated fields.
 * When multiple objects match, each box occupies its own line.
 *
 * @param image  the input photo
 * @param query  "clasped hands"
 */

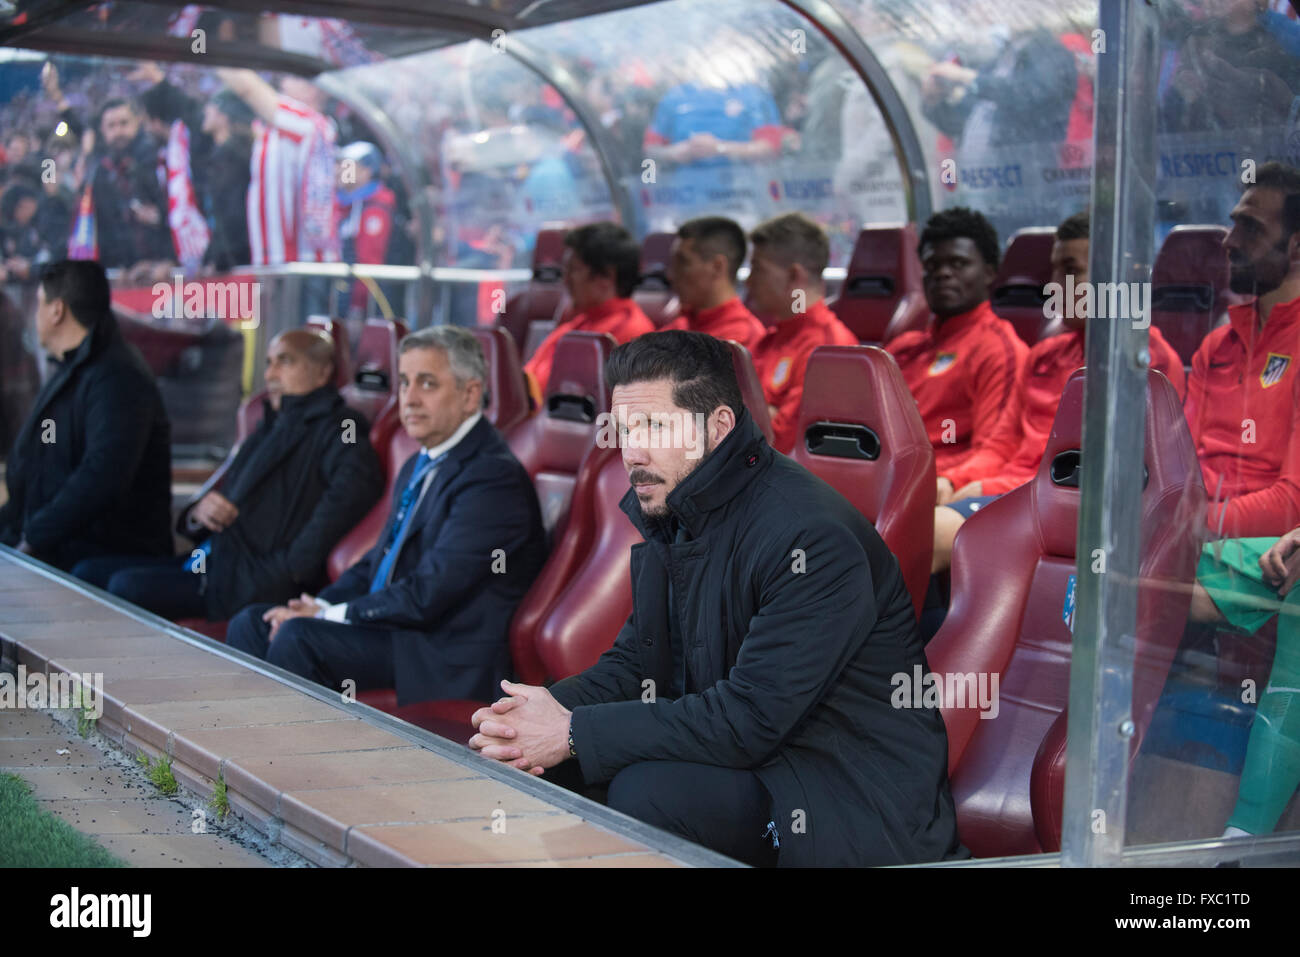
xmin=263 ymin=593 xmax=324 ymax=639
xmin=469 ymin=680 xmax=571 ymax=776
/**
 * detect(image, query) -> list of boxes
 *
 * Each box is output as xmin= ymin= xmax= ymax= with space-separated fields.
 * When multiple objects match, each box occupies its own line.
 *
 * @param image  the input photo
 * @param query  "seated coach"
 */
xmin=469 ymin=330 xmax=964 ymax=867
xmin=0 ymin=259 xmax=171 ymax=570
xmin=73 ymin=328 xmax=384 ymax=621
xmin=227 ymin=326 xmax=548 ymax=704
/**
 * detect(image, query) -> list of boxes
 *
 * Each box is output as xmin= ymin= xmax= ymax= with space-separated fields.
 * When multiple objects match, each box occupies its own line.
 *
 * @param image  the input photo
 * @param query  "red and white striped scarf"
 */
xmin=166 ymin=119 xmax=210 ymax=271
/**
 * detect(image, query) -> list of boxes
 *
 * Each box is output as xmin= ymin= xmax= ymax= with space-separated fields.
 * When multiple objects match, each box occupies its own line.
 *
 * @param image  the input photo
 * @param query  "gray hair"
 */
xmin=399 ymin=325 xmax=487 ymax=388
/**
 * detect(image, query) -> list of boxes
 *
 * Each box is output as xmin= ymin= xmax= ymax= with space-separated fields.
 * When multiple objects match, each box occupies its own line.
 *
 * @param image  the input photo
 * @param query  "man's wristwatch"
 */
xmin=568 ymin=720 xmax=577 ymax=759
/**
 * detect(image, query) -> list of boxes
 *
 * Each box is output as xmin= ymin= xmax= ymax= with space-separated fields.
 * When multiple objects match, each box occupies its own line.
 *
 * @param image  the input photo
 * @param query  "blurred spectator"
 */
xmin=200 ymin=90 xmax=254 ymax=271
xmin=1161 ymin=0 xmax=1300 ymax=133
xmin=137 ymin=62 xmax=214 ymax=272
xmin=922 ymin=28 xmax=1078 ymax=153
xmin=0 ymin=183 xmax=53 ymax=282
xmin=44 ymin=63 xmax=171 ymax=269
xmin=2 ymin=132 xmax=41 ymax=187
xmin=644 ymin=81 xmax=787 ymax=169
xmin=333 ymin=140 xmax=395 ymax=317
xmin=217 ymin=68 xmax=339 ymax=267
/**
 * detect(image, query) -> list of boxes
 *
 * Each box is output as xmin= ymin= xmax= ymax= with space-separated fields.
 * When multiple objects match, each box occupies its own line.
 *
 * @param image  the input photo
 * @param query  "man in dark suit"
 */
xmin=226 ymin=326 xmax=547 ymax=704
xmin=470 ymin=331 xmax=965 ymax=867
xmin=73 ymin=328 xmax=384 ymax=621
xmin=0 ymin=260 xmax=171 ymax=570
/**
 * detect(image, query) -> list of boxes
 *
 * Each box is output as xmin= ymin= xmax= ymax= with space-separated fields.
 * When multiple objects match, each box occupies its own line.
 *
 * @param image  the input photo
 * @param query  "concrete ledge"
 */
xmin=0 ymin=550 xmax=732 ymax=867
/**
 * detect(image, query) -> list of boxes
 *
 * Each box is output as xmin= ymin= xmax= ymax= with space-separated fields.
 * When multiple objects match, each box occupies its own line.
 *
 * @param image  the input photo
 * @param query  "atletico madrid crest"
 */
xmin=770 ymin=357 xmax=792 ymax=389
xmin=928 ymin=352 xmax=957 ymax=376
xmin=1261 ymin=353 xmax=1291 ymax=388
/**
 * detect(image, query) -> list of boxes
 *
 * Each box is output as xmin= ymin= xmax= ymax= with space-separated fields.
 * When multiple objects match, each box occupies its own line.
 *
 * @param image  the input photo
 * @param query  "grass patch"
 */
xmin=136 ymin=750 xmax=178 ymax=796
xmin=0 ymin=773 xmax=127 ymax=867
xmin=209 ymin=772 xmax=230 ymax=820
xmin=72 ymin=683 xmax=98 ymax=738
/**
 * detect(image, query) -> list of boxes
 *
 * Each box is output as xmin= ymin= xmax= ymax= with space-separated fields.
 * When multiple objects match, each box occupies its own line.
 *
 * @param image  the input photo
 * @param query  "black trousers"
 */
xmin=548 ymin=759 xmax=779 ymax=867
xmin=71 ymin=554 xmax=207 ymax=620
xmin=226 ymin=602 xmax=397 ymax=693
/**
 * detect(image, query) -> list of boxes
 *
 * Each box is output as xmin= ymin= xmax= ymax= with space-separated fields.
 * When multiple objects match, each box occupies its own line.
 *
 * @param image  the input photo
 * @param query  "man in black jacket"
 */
xmin=470 ymin=330 xmax=965 ymax=867
xmin=85 ymin=98 xmax=174 ymax=270
xmin=0 ymin=260 xmax=171 ymax=570
xmin=73 ymin=328 xmax=384 ymax=621
xmin=225 ymin=326 xmax=547 ymax=704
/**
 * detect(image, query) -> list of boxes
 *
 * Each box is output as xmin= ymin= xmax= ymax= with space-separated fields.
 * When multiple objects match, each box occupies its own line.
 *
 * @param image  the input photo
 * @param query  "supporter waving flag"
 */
xmin=165 ymin=119 xmax=210 ymax=271
xmin=66 ymin=182 xmax=97 ymax=261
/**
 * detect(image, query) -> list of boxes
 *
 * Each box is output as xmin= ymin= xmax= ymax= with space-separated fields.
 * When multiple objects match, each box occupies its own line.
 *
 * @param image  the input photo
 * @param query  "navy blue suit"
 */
xmin=227 ymin=416 xmax=547 ymax=704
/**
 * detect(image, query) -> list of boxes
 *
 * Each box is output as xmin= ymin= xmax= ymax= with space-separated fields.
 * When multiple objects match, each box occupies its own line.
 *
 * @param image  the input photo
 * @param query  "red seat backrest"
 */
xmin=505 ymin=330 xmax=615 ymax=535
xmin=728 ymin=340 xmax=774 ymax=445
xmin=340 ymin=318 xmax=407 ymax=426
xmin=633 ymin=232 xmax=682 ymax=328
xmin=305 ymin=316 xmax=354 ymax=389
xmin=790 ymin=346 xmax=935 ymax=616
xmin=498 ymin=228 xmax=567 ymax=351
xmin=924 ymin=368 xmax=1205 ymax=857
xmin=532 ymin=449 xmax=639 ymax=681
xmin=471 ymin=326 xmax=531 ymax=433
xmin=990 ymin=227 xmax=1056 ymax=345
xmin=831 ymin=224 xmax=929 ymax=344
xmin=1151 ymin=225 xmax=1231 ymax=367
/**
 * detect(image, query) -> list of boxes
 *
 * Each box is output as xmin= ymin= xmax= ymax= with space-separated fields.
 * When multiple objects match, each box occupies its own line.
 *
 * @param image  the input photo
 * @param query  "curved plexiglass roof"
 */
xmin=3 ymin=0 xmax=1295 ymax=270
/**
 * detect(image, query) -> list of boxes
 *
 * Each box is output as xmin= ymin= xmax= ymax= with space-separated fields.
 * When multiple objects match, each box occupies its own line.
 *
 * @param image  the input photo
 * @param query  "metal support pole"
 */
xmin=777 ymin=0 xmax=933 ymax=225
xmin=1062 ymin=0 xmax=1162 ymax=867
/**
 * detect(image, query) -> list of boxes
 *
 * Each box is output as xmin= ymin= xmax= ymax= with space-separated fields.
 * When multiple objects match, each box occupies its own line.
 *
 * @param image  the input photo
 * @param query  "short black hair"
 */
xmin=678 ymin=216 xmax=747 ymax=281
xmin=138 ymin=81 xmax=189 ymax=125
xmin=97 ymin=97 xmax=137 ymax=128
xmin=918 ymin=206 xmax=1000 ymax=270
xmin=0 ymin=182 xmax=39 ymax=221
xmin=606 ymin=330 xmax=743 ymax=420
xmin=1252 ymin=161 xmax=1300 ymax=240
xmin=40 ymin=259 xmax=112 ymax=329
xmin=1056 ymin=211 xmax=1089 ymax=241
xmin=566 ymin=222 xmax=641 ymax=298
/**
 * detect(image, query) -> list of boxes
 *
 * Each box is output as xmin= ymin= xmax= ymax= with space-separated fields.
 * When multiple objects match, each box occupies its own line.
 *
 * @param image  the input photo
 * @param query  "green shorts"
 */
xmin=1197 ymin=537 xmax=1287 ymax=635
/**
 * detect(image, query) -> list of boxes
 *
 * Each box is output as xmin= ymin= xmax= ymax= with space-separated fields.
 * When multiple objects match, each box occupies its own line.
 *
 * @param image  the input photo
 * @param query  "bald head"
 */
xmin=264 ymin=328 xmax=335 ymax=409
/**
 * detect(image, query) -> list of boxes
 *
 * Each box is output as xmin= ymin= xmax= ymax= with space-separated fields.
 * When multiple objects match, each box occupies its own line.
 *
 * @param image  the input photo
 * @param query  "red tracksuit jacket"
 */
xmin=524 ymin=297 xmax=655 ymax=396
xmin=1185 ymin=296 xmax=1300 ymax=539
xmin=663 ymin=296 xmax=766 ymax=353
xmin=979 ymin=326 xmax=1185 ymax=496
xmin=751 ymin=299 xmax=860 ymax=453
xmin=885 ymin=300 xmax=1028 ymax=487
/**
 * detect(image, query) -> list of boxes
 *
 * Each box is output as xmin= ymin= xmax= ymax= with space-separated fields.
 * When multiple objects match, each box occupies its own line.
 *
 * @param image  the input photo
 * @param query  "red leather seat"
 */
xmin=790 ymin=346 xmax=934 ymax=616
xmin=505 ymin=330 xmax=615 ymax=535
xmin=471 ymin=326 xmax=530 ymax=434
xmin=498 ymin=228 xmax=567 ymax=353
xmin=728 ymin=340 xmax=774 ymax=445
xmin=339 ymin=318 xmax=407 ymax=426
xmin=925 ymin=368 xmax=1206 ymax=857
xmin=304 ymin=316 xmax=354 ymax=390
xmin=989 ymin=227 xmax=1056 ymax=345
xmin=1151 ymin=225 xmax=1232 ymax=368
xmin=633 ymin=232 xmax=681 ymax=328
xmin=831 ymin=224 xmax=929 ymax=344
